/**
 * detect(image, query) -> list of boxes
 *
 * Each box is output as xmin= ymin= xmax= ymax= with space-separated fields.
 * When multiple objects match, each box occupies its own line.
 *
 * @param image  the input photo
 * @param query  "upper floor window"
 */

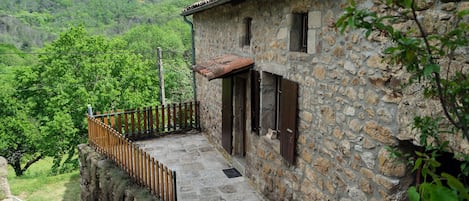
xmin=290 ymin=13 xmax=308 ymax=52
xmin=244 ymin=17 xmax=253 ymax=46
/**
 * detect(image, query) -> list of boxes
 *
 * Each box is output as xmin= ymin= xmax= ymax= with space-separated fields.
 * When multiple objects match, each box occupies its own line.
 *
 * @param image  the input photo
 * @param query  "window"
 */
xmin=290 ymin=13 xmax=308 ymax=52
xmin=251 ymin=70 xmax=260 ymax=134
xmin=244 ymin=17 xmax=252 ymax=46
xmin=253 ymin=71 xmax=299 ymax=165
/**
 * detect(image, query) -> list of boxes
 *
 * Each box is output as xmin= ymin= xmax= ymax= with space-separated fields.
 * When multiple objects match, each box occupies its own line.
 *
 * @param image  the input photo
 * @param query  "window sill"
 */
xmin=287 ymin=51 xmax=312 ymax=61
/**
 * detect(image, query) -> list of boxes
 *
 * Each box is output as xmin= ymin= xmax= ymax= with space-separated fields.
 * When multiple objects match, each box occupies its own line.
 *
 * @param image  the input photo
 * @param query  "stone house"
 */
xmin=181 ymin=0 xmax=469 ymax=200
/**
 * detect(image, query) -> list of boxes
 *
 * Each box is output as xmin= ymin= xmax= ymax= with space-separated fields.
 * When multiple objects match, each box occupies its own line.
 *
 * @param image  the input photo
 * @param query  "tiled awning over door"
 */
xmin=193 ymin=54 xmax=254 ymax=81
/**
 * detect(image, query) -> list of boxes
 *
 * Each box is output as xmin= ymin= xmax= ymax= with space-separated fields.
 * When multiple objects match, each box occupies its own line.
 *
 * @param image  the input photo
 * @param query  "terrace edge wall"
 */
xmin=78 ymin=144 xmax=160 ymax=201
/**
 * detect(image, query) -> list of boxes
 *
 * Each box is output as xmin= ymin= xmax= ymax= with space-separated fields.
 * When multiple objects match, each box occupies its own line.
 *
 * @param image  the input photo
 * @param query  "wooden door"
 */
xmin=234 ymin=76 xmax=247 ymax=156
xmin=222 ymin=77 xmax=233 ymax=154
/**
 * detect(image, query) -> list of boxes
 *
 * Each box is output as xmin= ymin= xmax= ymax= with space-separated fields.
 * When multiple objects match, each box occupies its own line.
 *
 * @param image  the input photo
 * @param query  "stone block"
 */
xmin=347 ymin=187 xmax=367 ymax=201
xmin=361 ymin=151 xmax=376 ymax=169
xmin=367 ymin=55 xmax=386 ymax=70
xmin=305 ymin=167 xmax=323 ymax=190
xmin=344 ymin=106 xmax=355 ymax=116
xmin=313 ymin=157 xmax=331 ymax=175
xmin=307 ymin=29 xmax=317 ymax=54
xmin=324 ymin=35 xmax=336 ymax=46
xmin=333 ymin=127 xmax=344 ymax=139
xmin=339 ymin=139 xmax=351 ymax=157
xmin=312 ymin=65 xmax=326 ymax=80
xmin=0 ymin=156 xmax=11 ymax=199
xmin=344 ymin=61 xmax=357 ymax=75
xmin=308 ymin=11 xmax=322 ymax=28
xmin=364 ymin=121 xmax=397 ymax=145
xmin=382 ymin=92 xmax=402 ymax=103
xmin=350 ymin=153 xmax=362 ymax=170
xmin=300 ymin=110 xmax=313 ymax=123
xmin=363 ymin=137 xmax=376 ymax=149
xmin=349 ymin=119 xmax=362 ymax=132
xmin=320 ymin=106 xmax=335 ymax=125
xmin=360 ymin=178 xmax=373 ymax=194
xmin=299 ymin=148 xmax=313 ymax=163
xmin=332 ymin=46 xmax=345 ymax=58
xmin=365 ymin=90 xmax=379 ymax=105
xmin=375 ymin=174 xmax=400 ymax=190
xmin=277 ymin=27 xmax=288 ymax=40
xmin=345 ymin=87 xmax=357 ymax=100
xmin=377 ymin=108 xmax=393 ymax=123
xmin=325 ymin=179 xmax=336 ymax=194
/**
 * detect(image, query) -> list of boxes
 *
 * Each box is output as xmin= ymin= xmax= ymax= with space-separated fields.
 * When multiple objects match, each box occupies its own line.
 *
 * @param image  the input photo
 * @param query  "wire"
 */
xmin=0 ymin=50 xmax=174 ymax=55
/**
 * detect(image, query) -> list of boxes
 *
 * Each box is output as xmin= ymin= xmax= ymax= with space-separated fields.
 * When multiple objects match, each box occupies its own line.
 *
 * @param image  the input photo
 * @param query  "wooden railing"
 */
xmin=93 ymin=101 xmax=200 ymax=140
xmin=87 ymin=116 xmax=177 ymax=201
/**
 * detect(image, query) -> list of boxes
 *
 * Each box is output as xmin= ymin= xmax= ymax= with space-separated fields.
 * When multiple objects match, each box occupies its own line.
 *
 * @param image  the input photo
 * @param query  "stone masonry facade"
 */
xmin=190 ymin=0 xmax=469 ymax=200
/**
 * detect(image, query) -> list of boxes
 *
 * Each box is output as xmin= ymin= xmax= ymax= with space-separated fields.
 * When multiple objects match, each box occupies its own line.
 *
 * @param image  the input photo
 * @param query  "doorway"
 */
xmin=233 ymin=75 xmax=247 ymax=157
xmin=221 ymin=73 xmax=248 ymax=173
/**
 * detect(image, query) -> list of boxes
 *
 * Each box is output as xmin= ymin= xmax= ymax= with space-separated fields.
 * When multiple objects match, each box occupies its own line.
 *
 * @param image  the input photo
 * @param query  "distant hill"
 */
xmin=0 ymin=0 xmax=196 ymax=50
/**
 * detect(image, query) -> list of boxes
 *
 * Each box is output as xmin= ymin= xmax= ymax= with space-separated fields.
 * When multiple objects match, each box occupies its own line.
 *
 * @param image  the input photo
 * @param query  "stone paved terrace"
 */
xmin=134 ymin=132 xmax=266 ymax=201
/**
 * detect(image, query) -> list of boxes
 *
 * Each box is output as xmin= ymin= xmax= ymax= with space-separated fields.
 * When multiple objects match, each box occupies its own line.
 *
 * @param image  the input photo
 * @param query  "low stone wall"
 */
xmin=78 ymin=144 xmax=160 ymax=201
xmin=0 ymin=157 xmax=11 ymax=201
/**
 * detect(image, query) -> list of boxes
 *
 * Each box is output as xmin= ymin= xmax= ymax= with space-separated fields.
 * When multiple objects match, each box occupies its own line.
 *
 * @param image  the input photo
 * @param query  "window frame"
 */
xmin=290 ymin=12 xmax=308 ymax=53
xmin=244 ymin=17 xmax=253 ymax=46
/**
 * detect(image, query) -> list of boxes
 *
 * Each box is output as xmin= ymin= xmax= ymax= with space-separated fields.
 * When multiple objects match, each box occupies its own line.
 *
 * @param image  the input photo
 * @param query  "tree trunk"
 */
xmin=13 ymin=160 xmax=23 ymax=177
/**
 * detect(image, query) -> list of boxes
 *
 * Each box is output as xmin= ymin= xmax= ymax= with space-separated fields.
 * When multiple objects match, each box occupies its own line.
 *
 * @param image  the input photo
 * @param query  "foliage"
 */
xmin=0 ymin=44 xmax=42 ymax=176
xmin=120 ymin=23 xmax=193 ymax=103
xmin=0 ymin=0 xmax=198 ymax=50
xmin=1 ymin=25 xmax=162 ymax=175
xmin=337 ymin=0 xmax=468 ymax=200
xmin=0 ymin=0 xmax=196 ymax=176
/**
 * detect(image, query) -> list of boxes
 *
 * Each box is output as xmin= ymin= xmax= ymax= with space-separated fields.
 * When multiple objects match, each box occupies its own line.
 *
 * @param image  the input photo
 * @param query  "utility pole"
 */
xmin=157 ymin=47 xmax=166 ymax=105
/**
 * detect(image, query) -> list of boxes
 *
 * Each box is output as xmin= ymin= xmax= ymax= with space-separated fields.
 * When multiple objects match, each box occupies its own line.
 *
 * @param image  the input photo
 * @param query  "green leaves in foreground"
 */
xmin=337 ymin=0 xmax=469 ymax=200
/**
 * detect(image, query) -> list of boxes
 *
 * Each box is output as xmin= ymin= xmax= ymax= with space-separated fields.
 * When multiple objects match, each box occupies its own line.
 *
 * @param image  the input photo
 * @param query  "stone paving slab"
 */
xmin=134 ymin=132 xmax=266 ymax=201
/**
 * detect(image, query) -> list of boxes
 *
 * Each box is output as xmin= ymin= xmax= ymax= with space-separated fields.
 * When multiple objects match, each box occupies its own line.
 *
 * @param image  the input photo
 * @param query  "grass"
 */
xmin=6 ymin=157 xmax=81 ymax=201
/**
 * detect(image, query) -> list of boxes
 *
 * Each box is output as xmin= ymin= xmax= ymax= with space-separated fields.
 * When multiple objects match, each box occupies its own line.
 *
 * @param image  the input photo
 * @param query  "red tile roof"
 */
xmin=181 ymin=0 xmax=231 ymax=16
xmin=193 ymin=54 xmax=254 ymax=80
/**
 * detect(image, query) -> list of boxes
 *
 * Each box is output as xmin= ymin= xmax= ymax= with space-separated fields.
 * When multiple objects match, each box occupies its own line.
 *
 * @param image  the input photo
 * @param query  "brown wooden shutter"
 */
xmin=251 ymin=70 xmax=260 ymax=135
xmin=279 ymin=78 xmax=298 ymax=165
xmin=222 ymin=77 xmax=233 ymax=154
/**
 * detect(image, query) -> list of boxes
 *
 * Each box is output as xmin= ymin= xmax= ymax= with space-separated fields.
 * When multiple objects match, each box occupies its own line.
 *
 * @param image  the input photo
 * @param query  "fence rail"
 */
xmin=88 ymin=116 xmax=177 ymax=201
xmin=94 ymin=101 xmax=200 ymax=140
xmin=86 ymin=101 xmax=200 ymax=201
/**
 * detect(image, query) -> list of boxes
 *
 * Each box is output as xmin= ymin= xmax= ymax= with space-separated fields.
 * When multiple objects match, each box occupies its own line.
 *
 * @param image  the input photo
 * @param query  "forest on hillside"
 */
xmin=0 ymin=0 xmax=197 ymax=176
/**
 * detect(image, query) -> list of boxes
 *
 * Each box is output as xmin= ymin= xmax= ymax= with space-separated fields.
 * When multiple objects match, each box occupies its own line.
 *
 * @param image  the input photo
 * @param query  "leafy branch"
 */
xmin=337 ymin=0 xmax=469 ymax=200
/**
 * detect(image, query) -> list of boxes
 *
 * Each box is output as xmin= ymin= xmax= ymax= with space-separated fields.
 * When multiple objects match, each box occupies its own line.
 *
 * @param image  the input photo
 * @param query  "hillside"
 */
xmin=0 ymin=0 xmax=196 ymax=50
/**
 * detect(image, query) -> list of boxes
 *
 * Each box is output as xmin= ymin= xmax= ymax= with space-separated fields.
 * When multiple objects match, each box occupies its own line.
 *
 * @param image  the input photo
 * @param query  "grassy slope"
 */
xmin=7 ymin=157 xmax=80 ymax=201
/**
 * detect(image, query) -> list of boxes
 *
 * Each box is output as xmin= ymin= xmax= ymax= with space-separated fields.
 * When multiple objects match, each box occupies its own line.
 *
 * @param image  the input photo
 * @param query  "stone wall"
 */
xmin=78 ymin=144 xmax=160 ymax=201
xmin=0 ymin=157 xmax=11 ymax=201
xmin=192 ymin=0 xmax=469 ymax=200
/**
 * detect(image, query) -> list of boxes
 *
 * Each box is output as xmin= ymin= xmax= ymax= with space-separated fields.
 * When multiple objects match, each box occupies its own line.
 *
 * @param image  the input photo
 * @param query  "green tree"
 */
xmin=0 ymin=44 xmax=42 ymax=176
xmin=0 ymin=79 xmax=43 ymax=176
xmin=337 ymin=0 xmax=468 ymax=200
xmin=10 ymin=25 xmax=159 ymax=175
xmin=121 ymin=23 xmax=193 ymax=102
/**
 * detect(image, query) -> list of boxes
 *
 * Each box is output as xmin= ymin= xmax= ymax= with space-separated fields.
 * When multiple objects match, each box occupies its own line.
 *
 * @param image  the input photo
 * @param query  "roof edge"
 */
xmin=181 ymin=0 xmax=232 ymax=16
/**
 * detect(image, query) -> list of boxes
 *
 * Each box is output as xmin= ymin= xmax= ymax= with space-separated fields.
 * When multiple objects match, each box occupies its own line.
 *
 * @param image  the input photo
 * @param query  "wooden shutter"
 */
xmin=251 ymin=70 xmax=260 ymax=135
xmin=222 ymin=77 xmax=233 ymax=154
xmin=279 ymin=78 xmax=298 ymax=165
